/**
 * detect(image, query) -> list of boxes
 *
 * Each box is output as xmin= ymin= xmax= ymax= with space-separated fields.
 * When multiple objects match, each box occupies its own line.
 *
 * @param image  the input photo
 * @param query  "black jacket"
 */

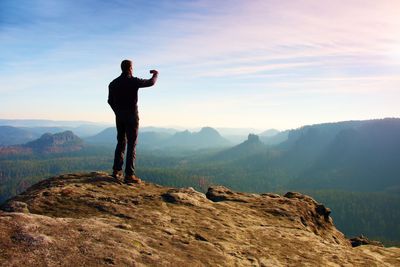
xmin=108 ymin=73 xmax=157 ymax=114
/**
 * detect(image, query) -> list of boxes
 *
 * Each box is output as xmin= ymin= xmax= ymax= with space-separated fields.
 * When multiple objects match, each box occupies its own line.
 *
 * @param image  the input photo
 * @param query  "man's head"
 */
xmin=121 ymin=59 xmax=133 ymax=75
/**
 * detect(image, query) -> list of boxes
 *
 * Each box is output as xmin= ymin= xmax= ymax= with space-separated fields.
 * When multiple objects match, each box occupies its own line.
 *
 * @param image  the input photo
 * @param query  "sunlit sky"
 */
xmin=1 ymin=0 xmax=400 ymax=130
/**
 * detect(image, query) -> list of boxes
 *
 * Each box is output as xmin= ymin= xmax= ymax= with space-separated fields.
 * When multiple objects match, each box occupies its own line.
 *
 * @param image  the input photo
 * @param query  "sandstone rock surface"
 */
xmin=1 ymin=172 xmax=399 ymax=266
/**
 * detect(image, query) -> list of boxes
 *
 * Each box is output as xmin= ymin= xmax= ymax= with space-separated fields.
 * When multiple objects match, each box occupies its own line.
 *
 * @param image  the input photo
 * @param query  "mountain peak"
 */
xmin=247 ymin=133 xmax=260 ymax=142
xmin=0 ymin=131 xmax=84 ymax=155
xmin=1 ymin=172 xmax=398 ymax=266
xmin=24 ymin=131 xmax=83 ymax=153
xmin=213 ymin=133 xmax=265 ymax=161
xmin=199 ymin=126 xmax=218 ymax=134
xmin=165 ymin=127 xmax=230 ymax=149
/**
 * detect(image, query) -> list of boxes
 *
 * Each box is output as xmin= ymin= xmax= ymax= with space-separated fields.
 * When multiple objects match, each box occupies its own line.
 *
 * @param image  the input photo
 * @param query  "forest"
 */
xmin=1 ymin=119 xmax=400 ymax=245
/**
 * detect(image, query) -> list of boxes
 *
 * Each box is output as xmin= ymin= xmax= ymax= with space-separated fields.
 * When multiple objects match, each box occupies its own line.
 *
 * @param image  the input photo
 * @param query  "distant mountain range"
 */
xmin=0 ymin=120 xmax=111 ymax=138
xmin=163 ymin=127 xmax=231 ymax=149
xmin=85 ymin=127 xmax=232 ymax=150
xmin=213 ymin=134 xmax=267 ymax=161
xmin=289 ymin=118 xmax=400 ymax=191
xmin=260 ymin=130 xmax=289 ymax=146
xmin=0 ymin=131 xmax=83 ymax=155
xmin=0 ymin=119 xmax=110 ymax=128
xmin=3 ymin=117 xmax=399 ymax=192
xmin=259 ymin=129 xmax=279 ymax=137
xmin=0 ymin=120 xmax=280 ymax=147
xmin=0 ymin=125 xmax=236 ymax=154
xmin=206 ymin=118 xmax=400 ymax=193
xmin=0 ymin=126 xmax=38 ymax=146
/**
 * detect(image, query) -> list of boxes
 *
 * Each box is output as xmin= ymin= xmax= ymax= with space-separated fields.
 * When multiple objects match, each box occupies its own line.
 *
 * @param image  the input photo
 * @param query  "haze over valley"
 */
xmin=1 ymin=117 xmax=399 ymax=246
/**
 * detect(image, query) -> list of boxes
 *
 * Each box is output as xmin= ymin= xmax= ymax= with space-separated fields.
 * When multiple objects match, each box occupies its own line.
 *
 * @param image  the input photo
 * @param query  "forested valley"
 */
xmin=1 ymin=118 xmax=399 ymax=246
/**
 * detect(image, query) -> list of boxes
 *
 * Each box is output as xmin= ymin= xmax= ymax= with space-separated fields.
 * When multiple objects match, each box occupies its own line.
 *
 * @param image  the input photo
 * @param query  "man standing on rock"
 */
xmin=108 ymin=59 xmax=158 ymax=184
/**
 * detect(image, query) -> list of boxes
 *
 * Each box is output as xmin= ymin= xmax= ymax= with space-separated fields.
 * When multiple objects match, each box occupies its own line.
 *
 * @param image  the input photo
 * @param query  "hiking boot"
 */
xmin=111 ymin=170 xmax=123 ymax=179
xmin=124 ymin=175 xmax=142 ymax=184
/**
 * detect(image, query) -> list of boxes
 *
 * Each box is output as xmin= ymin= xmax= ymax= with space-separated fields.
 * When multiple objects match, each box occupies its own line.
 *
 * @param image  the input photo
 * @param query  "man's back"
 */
xmin=108 ymin=74 xmax=157 ymax=113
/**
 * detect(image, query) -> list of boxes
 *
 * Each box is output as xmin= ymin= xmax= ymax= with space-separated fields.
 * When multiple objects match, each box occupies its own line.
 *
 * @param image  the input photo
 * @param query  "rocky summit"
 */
xmin=0 ymin=172 xmax=399 ymax=266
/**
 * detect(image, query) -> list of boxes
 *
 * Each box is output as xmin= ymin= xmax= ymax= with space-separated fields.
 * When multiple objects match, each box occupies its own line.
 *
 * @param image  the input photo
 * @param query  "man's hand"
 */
xmin=150 ymin=70 xmax=159 ymax=75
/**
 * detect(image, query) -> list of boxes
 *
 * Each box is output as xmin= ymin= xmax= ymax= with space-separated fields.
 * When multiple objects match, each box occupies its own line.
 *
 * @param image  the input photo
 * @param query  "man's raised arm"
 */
xmin=136 ymin=70 xmax=158 ymax=88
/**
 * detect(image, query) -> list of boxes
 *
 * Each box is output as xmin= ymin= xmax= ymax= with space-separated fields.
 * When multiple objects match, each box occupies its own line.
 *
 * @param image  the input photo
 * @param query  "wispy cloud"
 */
xmin=158 ymin=1 xmax=399 ymax=62
xmin=1 ymin=0 xmax=399 ymax=128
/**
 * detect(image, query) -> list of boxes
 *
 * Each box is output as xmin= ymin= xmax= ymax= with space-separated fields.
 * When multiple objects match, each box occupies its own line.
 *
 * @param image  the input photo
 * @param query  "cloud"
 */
xmin=1 ymin=0 xmax=399 ymax=128
xmin=194 ymin=62 xmax=319 ymax=77
xmin=143 ymin=0 xmax=400 ymax=75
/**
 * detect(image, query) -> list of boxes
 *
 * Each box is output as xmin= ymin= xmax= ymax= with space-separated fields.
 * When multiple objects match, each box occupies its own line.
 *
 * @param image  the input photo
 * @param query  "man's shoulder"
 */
xmin=109 ymin=76 xmax=122 ymax=87
xmin=131 ymin=76 xmax=143 ymax=82
xmin=109 ymin=75 xmax=144 ymax=89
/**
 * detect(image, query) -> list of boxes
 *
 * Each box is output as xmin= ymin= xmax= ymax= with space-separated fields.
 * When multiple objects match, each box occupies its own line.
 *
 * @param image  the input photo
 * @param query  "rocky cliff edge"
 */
xmin=1 ymin=172 xmax=399 ymax=266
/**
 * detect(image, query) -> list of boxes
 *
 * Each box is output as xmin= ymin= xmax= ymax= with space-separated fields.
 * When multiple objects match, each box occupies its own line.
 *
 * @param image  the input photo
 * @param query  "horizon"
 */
xmin=1 ymin=0 xmax=400 ymax=129
xmin=1 ymin=116 xmax=398 ymax=134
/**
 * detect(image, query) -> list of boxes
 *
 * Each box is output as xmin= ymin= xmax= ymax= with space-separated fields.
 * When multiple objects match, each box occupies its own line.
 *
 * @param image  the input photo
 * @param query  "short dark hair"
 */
xmin=121 ymin=60 xmax=132 ymax=72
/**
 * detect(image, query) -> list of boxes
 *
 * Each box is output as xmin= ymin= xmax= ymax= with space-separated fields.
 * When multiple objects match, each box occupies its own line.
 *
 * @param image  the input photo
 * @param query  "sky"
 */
xmin=1 ymin=0 xmax=400 ymax=130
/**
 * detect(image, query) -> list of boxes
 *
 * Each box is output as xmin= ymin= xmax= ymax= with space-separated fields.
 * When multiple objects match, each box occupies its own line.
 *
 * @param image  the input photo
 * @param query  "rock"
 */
xmin=162 ymin=187 xmax=211 ymax=207
xmin=350 ymin=235 xmax=384 ymax=247
xmin=1 ymin=201 xmax=30 ymax=213
xmin=285 ymin=192 xmax=331 ymax=221
xmin=11 ymin=231 xmax=52 ymax=246
xmin=284 ymin=191 xmax=317 ymax=205
xmin=261 ymin=193 xmax=281 ymax=198
xmin=0 ymin=172 xmax=398 ymax=266
xmin=194 ymin=233 xmax=208 ymax=242
xmin=315 ymin=204 xmax=331 ymax=220
xmin=206 ymin=186 xmax=249 ymax=202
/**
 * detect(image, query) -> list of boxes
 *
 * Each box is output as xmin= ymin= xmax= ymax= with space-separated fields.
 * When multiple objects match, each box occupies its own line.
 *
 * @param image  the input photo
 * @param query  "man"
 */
xmin=108 ymin=59 xmax=158 ymax=184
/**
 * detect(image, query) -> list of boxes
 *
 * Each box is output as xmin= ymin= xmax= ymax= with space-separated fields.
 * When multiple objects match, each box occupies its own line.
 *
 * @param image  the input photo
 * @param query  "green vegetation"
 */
xmin=1 ymin=118 xmax=400 ymax=246
xmin=307 ymin=190 xmax=400 ymax=246
xmin=1 ymin=145 xmax=399 ymax=246
xmin=0 ymin=147 xmax=113 ymax=203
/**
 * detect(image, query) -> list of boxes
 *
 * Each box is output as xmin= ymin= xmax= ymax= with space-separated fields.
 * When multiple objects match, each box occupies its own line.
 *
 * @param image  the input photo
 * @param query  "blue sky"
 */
xmin=1 ymin=0 xmax=400 ymax=130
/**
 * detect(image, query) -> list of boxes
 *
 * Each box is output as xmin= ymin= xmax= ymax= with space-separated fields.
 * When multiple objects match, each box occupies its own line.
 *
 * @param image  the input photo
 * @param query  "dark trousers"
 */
xmin=112 ymin=111 xmax=139 ymax=176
